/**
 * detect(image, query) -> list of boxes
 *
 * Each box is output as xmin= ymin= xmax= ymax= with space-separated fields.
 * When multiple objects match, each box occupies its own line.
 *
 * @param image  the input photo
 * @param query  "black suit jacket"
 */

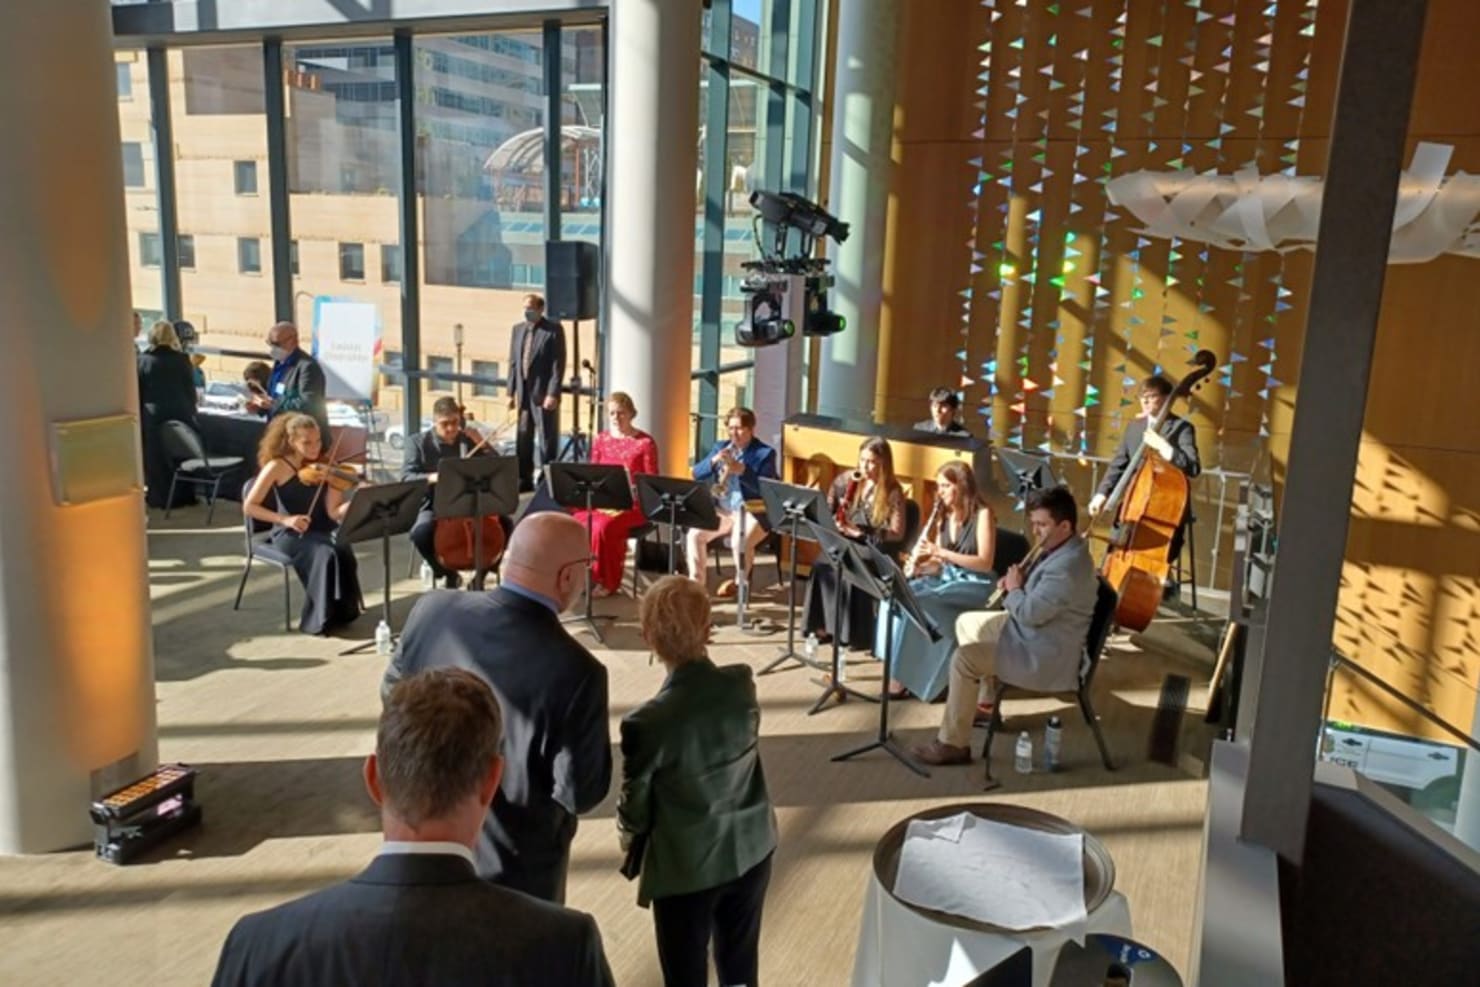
xmin=210 ymin=853 xmax=614 ymax=987
xmin=136 ymin=347 xmax=198 ymax=426
xmin=1097 ymin=414 xmax=1201 ymax=497
xmin=400 ymin=428 xmax=489 ymax=511
xmin=507 ymin=317 xmax=566 ymax=408
xmin=382 ymin=587 xmax=612 ymax=902
xmin=270 ymin=350 xmax=330 ymax=436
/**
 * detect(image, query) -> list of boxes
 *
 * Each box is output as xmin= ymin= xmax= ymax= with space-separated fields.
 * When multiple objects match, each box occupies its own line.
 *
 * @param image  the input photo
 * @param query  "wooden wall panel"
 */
xmin=856 ymin=0 xmax=1480 ymax=742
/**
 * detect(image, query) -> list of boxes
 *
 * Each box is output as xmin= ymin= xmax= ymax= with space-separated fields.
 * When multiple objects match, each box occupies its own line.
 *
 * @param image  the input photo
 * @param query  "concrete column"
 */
xmin=0 ymin=2 xmax=158 ymax=853
xmin=605 ymin=0 xmax=703 ymax=475
xmin=816 ymin=0 xmax=902 ymax=422
xmin=1452 ymin=678 xmax=1480 ymax=852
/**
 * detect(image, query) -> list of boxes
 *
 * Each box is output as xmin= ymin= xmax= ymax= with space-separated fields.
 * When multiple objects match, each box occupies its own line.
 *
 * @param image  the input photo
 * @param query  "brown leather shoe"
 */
xmin=911 ymin=739 xmax=972 ymax=766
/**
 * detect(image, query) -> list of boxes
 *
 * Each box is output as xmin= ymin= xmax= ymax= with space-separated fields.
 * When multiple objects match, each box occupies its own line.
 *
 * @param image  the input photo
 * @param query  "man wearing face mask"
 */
xmin=507 ymin=293 xmax=566 ymax=491
xmin=249 ymin=321 xmax=331 ymax=441
xmin=382 ymin=512 xmax=613 ymax=905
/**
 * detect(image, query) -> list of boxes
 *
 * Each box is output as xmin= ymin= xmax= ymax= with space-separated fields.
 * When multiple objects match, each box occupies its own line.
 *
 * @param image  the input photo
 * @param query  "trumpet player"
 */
xmin=687 ymin=407 xmax=778 ymax=597
xmin=801 ymin=437 xmax=907 ymax=649
xmin=912 ymin=486 xmax=1097 ymax=767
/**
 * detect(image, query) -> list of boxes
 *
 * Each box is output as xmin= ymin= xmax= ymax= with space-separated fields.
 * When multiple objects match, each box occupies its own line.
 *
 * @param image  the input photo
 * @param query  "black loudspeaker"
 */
xmin=545 ymin=240 xmax=599 ymax=320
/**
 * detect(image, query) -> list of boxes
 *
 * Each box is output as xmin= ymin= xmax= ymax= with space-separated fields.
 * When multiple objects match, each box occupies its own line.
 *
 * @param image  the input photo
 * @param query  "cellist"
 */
xmin=1088 ymin=374 xmax=1201 ymax=596
xmin=402 ymin=396 xmax=494 ymax=589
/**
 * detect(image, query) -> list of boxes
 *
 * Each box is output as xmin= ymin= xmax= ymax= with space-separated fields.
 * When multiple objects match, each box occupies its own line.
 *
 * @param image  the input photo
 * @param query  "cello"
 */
xmin=1095 ymin=350 xmax=1217 ymax=631
xmin=431 ymin=410 xmax=510 ymax=590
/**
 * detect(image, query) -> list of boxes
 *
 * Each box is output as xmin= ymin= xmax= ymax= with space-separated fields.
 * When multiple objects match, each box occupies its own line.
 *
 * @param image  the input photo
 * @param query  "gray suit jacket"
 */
xmin=382 ymin=587 xmax=612 ymax=903
xmin=997 ymin=535 xmax=1098 ymax=692
xmin=209 ymin=852 xmax=614 ymax=987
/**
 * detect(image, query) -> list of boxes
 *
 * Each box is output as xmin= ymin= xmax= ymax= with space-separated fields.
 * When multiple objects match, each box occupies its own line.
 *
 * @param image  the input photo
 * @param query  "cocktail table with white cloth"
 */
xmin=852 ymin=803 xmax=1132 ymax=987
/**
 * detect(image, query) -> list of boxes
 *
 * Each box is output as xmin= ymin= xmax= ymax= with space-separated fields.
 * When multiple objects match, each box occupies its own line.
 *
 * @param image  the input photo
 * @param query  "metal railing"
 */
xmin=1323 ymin=651 xmax=1479 ymax=754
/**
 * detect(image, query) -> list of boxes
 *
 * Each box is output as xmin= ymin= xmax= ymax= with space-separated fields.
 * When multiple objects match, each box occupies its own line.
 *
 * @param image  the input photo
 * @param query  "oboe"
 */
xmin=903 ymin=499 xmax=944 ymax=579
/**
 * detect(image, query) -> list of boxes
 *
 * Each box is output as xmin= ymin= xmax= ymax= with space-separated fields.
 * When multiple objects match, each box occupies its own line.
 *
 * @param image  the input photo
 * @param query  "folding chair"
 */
xmin=232 ymin=477 xmax=295 ymax=632
xmin=978 ymin=576 xmax=1118 ymax=786
xmin=161 ymin=420 xmax=245 ymax=525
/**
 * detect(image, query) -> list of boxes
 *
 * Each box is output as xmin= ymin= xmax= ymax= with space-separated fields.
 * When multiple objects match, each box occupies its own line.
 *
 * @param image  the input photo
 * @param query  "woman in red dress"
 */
xmin=573 ymin=391 xmax=660 ymax=596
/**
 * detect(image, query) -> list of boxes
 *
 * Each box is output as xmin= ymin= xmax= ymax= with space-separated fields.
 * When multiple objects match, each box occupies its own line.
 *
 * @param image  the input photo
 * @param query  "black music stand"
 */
xmin=336 ymin=478 xmax=427 ymax=655
xmin=996 ymin=448 xmax=1056 ymax=531
xmin=636 ymin=474 xmax=720 ymax=577
xmin=758 ymin=478 xmax=835 ymax=675
xmin=806 ymin=525 xmax=885 ymax=715
xmin=434 ymin=455 xmax=520 ymax=591
xmin=547 ymin=461 xmax=633 ymax=642
xmin=831 ymin=544 xmax=941 ymax=776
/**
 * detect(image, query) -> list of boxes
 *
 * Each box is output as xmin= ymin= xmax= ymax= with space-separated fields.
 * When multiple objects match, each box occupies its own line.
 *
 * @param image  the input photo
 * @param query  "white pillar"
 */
xmin=0 ymin=2 xmax=158 ymax=853
xmin=605 ymin=0 xmax=703 ymax=475
xmin=817 ymin=0 xmax=902 ymax=422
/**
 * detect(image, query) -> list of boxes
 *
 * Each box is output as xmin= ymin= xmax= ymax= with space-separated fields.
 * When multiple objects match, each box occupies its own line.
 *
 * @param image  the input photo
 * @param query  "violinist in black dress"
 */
xmin=242 ymin=413 xmax=363 ymax=635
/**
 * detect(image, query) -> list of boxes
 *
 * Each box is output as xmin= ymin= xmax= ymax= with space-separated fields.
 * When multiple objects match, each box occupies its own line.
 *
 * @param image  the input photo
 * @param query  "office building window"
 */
xmin=472 ymin=360 xmax=501 ymax=397
xmin=381 ymin=244 xmax=402 ymax=284
xmin=340 ymin=242 xmax=365 ymax=281
xmin=234 ymin=160 xmax=258 ymax=195
xmin=178 ymin=235 xmax=196 ymax=270
xmin=238 ymin=237 xmax=262 ymax=274
xmin=122 ymin=142 xmax=145 ymax=188
xmin=116 ymin=63 xmax=133 ymax=100
xmin=289 ymin=239 xmax=300 ymax=277
xmin=382 ymin=349 xmax=404 ymax=386
xmin=139 ymin=232 xmax=161 ymax=268
xmin=426 ymin=356 xmax=454 ymax=392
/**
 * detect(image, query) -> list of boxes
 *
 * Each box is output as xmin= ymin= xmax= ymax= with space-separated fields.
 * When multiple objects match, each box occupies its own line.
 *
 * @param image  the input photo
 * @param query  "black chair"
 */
xmin=978 ymin=576 xmax=1118 ymax=784
xmin=160 ymin=420 xmax=245 ymax=525
xmin=1172 ymin=508 xmax=1199 ymax=610
xmin=232 ymin=477 xmax=295 ymax=632
xmin=627 ymin=520 xmax=659 ymax=595
xmin=991 ymin=527 xmax=1031 ymax=574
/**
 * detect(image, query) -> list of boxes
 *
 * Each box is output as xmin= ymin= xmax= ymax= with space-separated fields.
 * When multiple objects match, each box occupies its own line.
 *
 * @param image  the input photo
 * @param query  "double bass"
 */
xmin=431 ymin=410 xmax=509 ymax=590
xmin=1096 ymin=350 xmax=1217 ymax=631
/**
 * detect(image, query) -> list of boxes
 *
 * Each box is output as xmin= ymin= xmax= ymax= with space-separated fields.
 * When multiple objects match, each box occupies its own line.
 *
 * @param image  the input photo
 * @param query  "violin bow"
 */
xmin=302 ymin=427 xmax=347 ymax=525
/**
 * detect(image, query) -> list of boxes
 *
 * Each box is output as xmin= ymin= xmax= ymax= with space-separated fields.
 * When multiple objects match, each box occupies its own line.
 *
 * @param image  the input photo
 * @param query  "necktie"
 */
xmin=521 ymin=323 xmax=537 ymax=377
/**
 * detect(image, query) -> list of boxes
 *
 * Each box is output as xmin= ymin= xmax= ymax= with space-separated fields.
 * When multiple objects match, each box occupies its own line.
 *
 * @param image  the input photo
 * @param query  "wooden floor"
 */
xmin=0 ymin=503 xmax=1218 ymax=986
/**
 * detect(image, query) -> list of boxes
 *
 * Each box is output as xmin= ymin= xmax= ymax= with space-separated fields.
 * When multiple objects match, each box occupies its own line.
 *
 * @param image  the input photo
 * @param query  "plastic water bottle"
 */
xmin=419 ymin=561 xmax=434 ymax=591
xmin=804 ymin=633 xmax=818 ymax=662
xmin=1014 ymin=731 xmax=1034 ymax=774
xmin=374 ymin=619 xmax=392 ymax=657
xmin=1043 ymin=716 xmax=1063 ymax=772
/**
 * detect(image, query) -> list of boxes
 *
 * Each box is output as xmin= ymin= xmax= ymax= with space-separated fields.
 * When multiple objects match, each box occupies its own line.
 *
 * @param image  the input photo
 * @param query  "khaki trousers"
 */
xmin=939 ymin=609 xmax=1011 ymax=748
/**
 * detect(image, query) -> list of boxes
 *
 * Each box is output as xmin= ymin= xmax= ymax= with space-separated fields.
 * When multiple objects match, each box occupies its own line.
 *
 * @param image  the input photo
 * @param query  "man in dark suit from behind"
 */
xmin=210 ymin=667 xmax=614 ymax=987
xmin=383 ymin=511 xmax=612 ymax=904
xmin=506 ymin=292 xmax=566 ymax=490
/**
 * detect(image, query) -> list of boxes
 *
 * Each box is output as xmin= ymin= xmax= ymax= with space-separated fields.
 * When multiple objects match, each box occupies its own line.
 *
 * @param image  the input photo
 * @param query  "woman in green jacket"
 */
xmin=618 ymin=575 xmax=778 ymax=987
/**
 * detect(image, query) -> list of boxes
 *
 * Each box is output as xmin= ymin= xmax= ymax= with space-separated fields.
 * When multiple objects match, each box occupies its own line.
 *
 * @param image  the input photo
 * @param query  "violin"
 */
xmin=297 ymin=461 xmax=364 ymax=492
xmin=1096 ymin=350 xmax=1217 ymax=631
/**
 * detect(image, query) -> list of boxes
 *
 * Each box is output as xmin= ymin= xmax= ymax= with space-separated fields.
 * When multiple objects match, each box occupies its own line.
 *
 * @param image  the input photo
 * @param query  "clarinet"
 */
xmin=903 ymin=499 xmax=944 ymax=579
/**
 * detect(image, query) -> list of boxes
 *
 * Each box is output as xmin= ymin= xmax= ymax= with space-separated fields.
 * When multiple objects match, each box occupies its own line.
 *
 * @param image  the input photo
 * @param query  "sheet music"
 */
xmin=893 ymin=813 xmax=1087 ymax=932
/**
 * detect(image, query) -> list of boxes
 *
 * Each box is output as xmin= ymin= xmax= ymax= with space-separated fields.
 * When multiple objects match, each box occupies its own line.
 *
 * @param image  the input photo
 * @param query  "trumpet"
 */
xmin=712 ymin=444 xmax=740 ymax=501
xmin=983 ymin=538 xmax=1045 ymax=609
xmin=903 ymin=499 xmax=944 ymax=579
xmin=835 ymin=469 xmax=863 ymax=528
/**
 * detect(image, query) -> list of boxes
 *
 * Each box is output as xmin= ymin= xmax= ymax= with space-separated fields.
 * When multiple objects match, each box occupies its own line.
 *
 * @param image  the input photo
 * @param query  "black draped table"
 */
xmin=196 ymin=411 xmax=267 ymax=502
